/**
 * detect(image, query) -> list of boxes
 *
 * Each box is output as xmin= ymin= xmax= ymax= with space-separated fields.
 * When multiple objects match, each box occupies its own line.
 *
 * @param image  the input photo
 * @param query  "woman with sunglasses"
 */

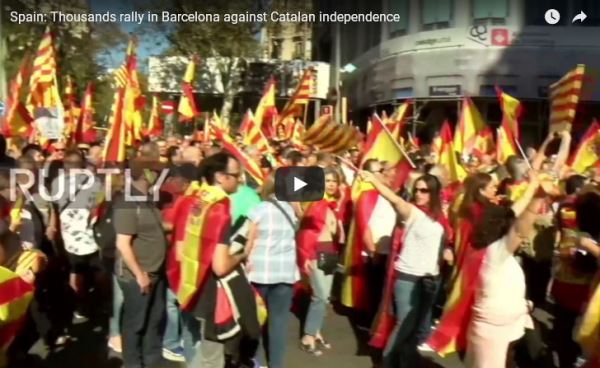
xmin=359 ymin=170 xmax=451 ymax=368
xmin=297 ymin=168 xmax=343 ymax=355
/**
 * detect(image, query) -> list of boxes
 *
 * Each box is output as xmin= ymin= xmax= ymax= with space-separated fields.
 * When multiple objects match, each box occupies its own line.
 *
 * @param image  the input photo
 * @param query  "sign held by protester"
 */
xmin=34 ymin=107 xmax=65 ymax=139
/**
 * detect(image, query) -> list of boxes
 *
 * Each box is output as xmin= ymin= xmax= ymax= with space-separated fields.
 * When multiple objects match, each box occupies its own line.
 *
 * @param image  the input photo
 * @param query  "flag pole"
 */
xmin=379 ymin=115 xmax=416 ymax=168
xmin=514 ymin=137 xmax=533 ymax=170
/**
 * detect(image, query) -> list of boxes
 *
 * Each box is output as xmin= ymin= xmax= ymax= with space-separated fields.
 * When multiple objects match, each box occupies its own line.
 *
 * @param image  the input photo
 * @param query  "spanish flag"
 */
xmin=178 ymin=56 xmax=200 ymax=122
xmin=101 ymin=89 xmax=127 ymax=163
xmin=255 ymin=76 xmax=278 ymax=137
xmin=1 ymin=54 xmax=32 ymax=138
xmin=549 ymin=64 xmax=586 ymax=133
xmin=496 ymin=86 xmax=522 ymax=140
xmin=167 ymin=184 xmax=230 ymax=311
xmin=63 ymin=76 xmax=81 ymax=141
xmin=569 ymin=120 xmax=600 ymax=174
xmin=454 ymin=97 xmax=485 ymax=158
xmin=78 ymin=83 xmax=97 ymax=144
xmin=496 ymin=124 xmax=518 ymax=165
xmin=0 ymin=267 xmax=35 ymax=367
xmin=438 ymin=121 xmax=467 ymax=183
xmin=146 ymin=95 xmax=163 ymax=138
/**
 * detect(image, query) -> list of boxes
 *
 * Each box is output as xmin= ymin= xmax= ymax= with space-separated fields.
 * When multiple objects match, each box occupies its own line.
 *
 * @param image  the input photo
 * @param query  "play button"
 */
xmin=293 ymin=177 xmax=307 ymax=192
xmin=274 ymin=166 xmax=324 ymax=202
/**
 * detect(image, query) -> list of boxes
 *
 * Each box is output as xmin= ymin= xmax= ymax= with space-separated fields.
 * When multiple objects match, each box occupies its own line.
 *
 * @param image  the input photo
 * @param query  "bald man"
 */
xmin=182 ymin=146 xmax=202 ymax=166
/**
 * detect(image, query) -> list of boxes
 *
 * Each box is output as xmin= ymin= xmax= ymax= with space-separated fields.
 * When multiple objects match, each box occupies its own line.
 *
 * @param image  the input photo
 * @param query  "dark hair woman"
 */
xmin=428 ymin=172 xmax=542 ymax=367
xmin=297 ymin=167 xmax=343 ymax=355
xmin=359 ymin=171 xmax=452 ymax=368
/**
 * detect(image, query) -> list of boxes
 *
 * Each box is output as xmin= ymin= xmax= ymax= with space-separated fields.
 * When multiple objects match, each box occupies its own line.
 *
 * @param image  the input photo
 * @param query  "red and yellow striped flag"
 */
xmin=0 ymin=267 xmax=35 ymax=367
xmin=289 ymin=119 xmax=306 ymax=149
xmin=549 ymin=64 xmax=586 ymax=133
xmin=255 ymin=76 xmax=277 ymax=137
xmin=240 ymin=110 xmax=271 ymax=154
xmin=277 ymin=69 xmax=313 ymax=126
xmin=121 ymin=40 xmax=144 ymax=145
xmin=212 ymin=124 xmax=265 ymax=186
xmin=178 ymin=56 xmax=200 ymax=122
xmin=569 ymin=120 xmax=600 ymax=173
xmin=2 ymin=54 xmax=33 ymax=138
xmin=454 ymin=97 xmax=485 ymax=158
xmin=27 ymin=27 xmax=62 ymax=109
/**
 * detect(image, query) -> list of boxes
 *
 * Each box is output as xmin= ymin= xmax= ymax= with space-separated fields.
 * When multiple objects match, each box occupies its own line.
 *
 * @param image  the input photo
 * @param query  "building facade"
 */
xmin=316 ymin=0 xmax=600 ymax=145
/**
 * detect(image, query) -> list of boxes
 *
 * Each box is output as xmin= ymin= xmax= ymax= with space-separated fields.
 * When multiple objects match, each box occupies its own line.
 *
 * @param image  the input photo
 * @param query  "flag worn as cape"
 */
xmin=0 ymin=267 xmax=35 ymax=367
xmin=167 ymin=184 xmax=230 ymax=311
xmin=427 ymin=203 xmax=486 ymax=356
xmin=341 ymin=189 xmax=379 ymax=310
xmin=296 ymin=199 xmax=336 ymax=276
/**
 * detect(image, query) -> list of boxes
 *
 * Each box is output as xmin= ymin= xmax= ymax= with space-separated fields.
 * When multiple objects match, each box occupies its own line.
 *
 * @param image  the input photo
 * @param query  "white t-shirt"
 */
xmin=474 ymin=235 xmax=528 ymax=324
xmin=368 ymin=195 xmax=396 ymax=255
xmin=394 ymin=206 xmax=444 ymax=276
xmin=53 ymin=173 xmax=102 ymax=256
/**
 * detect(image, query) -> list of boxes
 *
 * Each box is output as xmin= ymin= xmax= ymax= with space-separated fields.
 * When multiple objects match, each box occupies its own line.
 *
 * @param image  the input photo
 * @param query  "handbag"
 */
xmin=316 ymin=242 xmax=338 ymax=275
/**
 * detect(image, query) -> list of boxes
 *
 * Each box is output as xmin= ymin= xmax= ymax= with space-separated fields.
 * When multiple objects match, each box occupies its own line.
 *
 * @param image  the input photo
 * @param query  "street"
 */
xmin=26 ymin=305 xmax=463 ymax=368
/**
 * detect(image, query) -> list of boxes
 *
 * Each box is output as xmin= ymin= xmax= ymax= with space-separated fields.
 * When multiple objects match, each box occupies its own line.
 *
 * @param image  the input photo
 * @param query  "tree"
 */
xmin=139 ymin=0 xmax=261 ymax=127
xmin=2 ymin=0 xmax=127 ymax=120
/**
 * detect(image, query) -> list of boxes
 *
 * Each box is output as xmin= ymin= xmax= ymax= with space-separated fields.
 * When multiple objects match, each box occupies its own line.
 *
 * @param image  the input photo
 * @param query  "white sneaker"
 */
xmin=417 ymin=343 xmax=434 ymax=353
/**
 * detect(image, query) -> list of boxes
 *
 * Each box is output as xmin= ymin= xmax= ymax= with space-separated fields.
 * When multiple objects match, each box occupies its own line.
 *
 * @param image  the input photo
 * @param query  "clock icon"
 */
xmin=545 ymin=9 xmax=561 ymax=25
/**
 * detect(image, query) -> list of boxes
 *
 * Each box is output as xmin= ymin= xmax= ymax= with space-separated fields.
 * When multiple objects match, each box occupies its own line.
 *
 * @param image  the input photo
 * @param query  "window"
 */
xmin=271 ymin=39 xmax=282 ymax=59
xmin=573 ymin=0 xmax=600 ymax=26
xmin=422 ymin=0 xmax=453 ymax=30
xmin=473 ymin=0 xmax=507 ymax=20
xmin=472 ymin=0 xmax=507 ymax=24
xmin=525 ymin=0 xmax=567 ymax=25
xmin=388 ymin=0 xmax=409 ymax=38
xmin=293 ymin=37 xmax=304 ymax=59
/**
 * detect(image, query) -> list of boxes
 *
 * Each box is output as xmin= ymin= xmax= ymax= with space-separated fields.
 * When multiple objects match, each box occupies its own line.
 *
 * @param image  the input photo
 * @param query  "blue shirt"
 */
xmin=247 ymin=199 xmax=299 ymax=284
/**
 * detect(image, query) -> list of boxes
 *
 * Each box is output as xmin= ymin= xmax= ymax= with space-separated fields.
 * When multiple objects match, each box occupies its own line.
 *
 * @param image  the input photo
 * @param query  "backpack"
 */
xmin=93 ymin=201 xmax=117 ymax=259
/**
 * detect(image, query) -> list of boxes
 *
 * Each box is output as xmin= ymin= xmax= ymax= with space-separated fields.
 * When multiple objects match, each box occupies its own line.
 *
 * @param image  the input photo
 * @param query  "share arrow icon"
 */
xmin=572 ymin=11 xmax=587 ymax=23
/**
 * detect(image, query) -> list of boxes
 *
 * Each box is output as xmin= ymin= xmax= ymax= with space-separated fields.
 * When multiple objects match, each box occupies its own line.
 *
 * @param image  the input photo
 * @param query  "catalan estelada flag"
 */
xmin=167 ymin=184 xmax=230 ymax=311
xmin=178 ymin=56 xmax=200 ymax=122
xmin=549 ymin=64 xmax=586 ymax=133
xmin=0 ymin=267 xmax=35 ymax=367
xmin=569 ymin=120 xmax=600 ymax=173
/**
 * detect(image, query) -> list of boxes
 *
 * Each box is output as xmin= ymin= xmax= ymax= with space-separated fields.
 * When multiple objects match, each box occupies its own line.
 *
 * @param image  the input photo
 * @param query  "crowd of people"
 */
xmin=1 ymin=127 xmax=600 ymax=368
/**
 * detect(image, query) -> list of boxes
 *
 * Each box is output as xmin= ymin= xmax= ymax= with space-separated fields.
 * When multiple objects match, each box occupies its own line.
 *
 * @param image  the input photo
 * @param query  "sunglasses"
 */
xmin=414 ymin=188 xmax=430 ymax=194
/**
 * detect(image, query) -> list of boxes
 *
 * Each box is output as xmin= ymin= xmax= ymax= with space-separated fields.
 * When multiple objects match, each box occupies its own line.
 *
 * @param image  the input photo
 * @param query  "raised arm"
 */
xmin=553 ymin=130 xmax=572 ymax=172
xmin=359 ymin=171 xmax=412 ymax=220
xmin=510 ymin=173 xmax=540 ymax=217
xmin=532 ymin=133 xmax=554 ymax=171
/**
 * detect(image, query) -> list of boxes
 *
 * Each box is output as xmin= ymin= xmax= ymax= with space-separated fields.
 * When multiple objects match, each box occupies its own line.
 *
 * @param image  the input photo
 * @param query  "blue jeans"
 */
xmin=304 ymin=268 xmax=333 ymax=336
xmin=162 ymin=288 xmax=182 ymax=351
xmin=253 ymin=283 xmax=294 ymax=368
xmin=382 ymin=277 xmax=439 ymax=368
xmin=109 ymin=274 xmax=124 ymax=338
xmin=181 ymin=312 xmax=225 ymax=368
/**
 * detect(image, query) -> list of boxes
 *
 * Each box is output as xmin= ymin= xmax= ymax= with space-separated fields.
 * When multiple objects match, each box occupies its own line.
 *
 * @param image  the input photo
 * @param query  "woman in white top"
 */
xmin=360 ymin=171 xmax=451 ymax=368
xmin=465 ymin=173 xmax=542 ymax=368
